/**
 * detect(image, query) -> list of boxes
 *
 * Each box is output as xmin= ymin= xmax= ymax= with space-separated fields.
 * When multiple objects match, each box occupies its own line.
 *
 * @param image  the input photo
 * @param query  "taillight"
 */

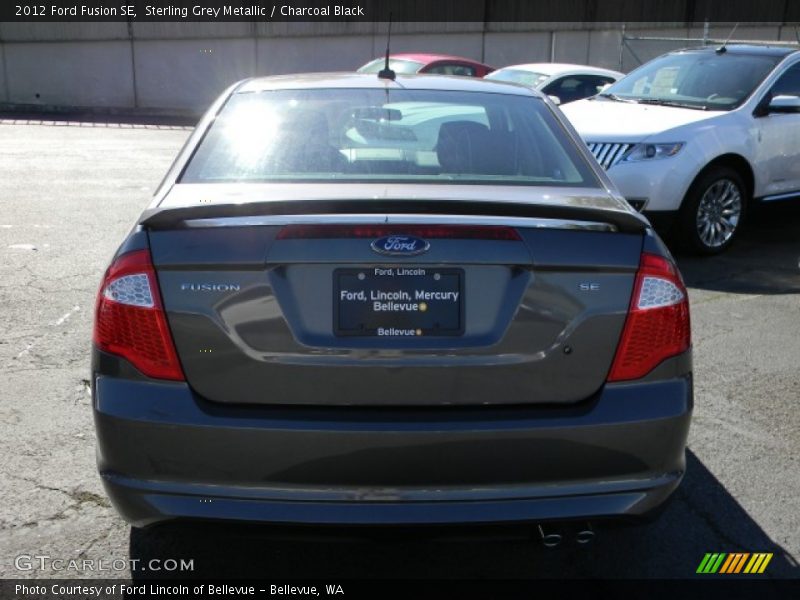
xmin=276 ymin=224 xmax=521 ymax=241
xmin=93 ymin=249 xmax=184 ymax=381
xmin=607 ymin=253 xmax=691 ymax=382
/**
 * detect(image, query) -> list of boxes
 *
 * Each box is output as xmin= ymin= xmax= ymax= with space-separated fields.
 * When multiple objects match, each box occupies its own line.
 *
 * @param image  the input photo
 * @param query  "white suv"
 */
xmin=561 ymin=44 xmax=800 ymax=254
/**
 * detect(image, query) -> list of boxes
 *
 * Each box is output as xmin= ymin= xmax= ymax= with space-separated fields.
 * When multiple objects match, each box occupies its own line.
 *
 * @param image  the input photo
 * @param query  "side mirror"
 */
xmin=768 ymin=94 xmax=800 ymax=114
xmin=548 ymin=95 xmax=562 ymax=106
xmin=599 ymin=83 xmax=613 ymax=93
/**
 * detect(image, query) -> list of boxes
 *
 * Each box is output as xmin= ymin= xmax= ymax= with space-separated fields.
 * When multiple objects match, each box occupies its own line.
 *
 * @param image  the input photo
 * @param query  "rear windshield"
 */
xmin=180 ymin=88 xmax=599 ymax=187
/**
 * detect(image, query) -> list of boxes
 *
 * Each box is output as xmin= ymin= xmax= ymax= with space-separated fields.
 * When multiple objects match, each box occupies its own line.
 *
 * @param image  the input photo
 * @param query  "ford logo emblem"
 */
xmin=371 ymin=235 xmax=430 ymax=256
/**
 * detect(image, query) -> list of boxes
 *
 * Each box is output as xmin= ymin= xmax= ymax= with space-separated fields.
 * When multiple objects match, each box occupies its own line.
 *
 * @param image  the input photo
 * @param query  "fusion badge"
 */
xmin=180 ymin=283 xmax=241 ymax=292
xmin=370 ymin=235 xmax=430 ymax=257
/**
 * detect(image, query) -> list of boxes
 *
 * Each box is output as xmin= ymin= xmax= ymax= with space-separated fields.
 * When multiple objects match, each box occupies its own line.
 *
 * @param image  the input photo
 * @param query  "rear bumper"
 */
xmin=93 ymin=373 xmax=692 ymax=528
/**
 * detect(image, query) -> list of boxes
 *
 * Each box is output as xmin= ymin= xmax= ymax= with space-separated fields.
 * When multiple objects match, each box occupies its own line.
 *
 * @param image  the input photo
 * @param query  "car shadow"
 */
xmin=128 ymin=450 xmax=799 ymax=580
xmin=675 ymin=202 xmax=800 ymax=295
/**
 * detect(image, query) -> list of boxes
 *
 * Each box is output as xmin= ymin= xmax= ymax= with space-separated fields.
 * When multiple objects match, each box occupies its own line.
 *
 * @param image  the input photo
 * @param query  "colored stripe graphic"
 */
xmin=697 ymin=553 xmax=714 ymax=573
xmin=744 ymin=554 xmax=760 ymax=574
xmin=744 ymin=553 xmax=774 ymax=574
xmin=719 ymin=553 xmax=734 ymax=573
xmin=697 ymin=553 xmax=727 ymax=573
xmin=698 ymin=552 xmax=773 ymax=574
xmin=733 ymin=553 xmax=750 ymax=573
xmin=711 ymin=553 xmax=726 ymax=573
xmin=758 ymin=553 xmax=773 ymax=573
xmin=719 ymin=554 xmax=736 ymax=573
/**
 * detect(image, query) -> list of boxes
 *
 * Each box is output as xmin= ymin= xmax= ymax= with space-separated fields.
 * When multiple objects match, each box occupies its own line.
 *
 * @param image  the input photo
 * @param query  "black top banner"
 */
xmin=2 ymin=0 xmax=800 ymax=23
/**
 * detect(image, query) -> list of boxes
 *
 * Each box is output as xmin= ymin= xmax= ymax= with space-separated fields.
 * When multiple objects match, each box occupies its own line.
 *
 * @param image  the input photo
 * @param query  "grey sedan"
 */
xmin=92 ymin=73 xmax=692 ymax=540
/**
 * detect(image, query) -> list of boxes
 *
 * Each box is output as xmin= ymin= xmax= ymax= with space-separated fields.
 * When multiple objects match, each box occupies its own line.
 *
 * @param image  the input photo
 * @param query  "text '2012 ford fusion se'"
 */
xmin=92 ymin=73 xmax=692 ymax=532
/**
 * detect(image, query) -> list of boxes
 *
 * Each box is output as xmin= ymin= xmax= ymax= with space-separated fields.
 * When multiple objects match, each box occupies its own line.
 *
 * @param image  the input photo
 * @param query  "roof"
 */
xmin=236 ymin=72 xmax=540 ymax=96
xmin=673 ymin=44 xmax=798 ymax=57
xmin=493 ymin=63 xmax=623 ymax=77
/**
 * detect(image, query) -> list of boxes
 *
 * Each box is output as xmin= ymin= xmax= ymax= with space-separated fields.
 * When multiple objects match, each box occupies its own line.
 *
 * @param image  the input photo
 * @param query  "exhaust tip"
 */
xmin=576 ymin=523 xmax=595 ymax=544
xmin=537 ymin=524 xmax=562 ymax=548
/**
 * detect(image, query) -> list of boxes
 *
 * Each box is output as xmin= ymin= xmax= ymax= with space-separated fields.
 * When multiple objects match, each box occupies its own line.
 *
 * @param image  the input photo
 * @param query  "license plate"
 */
xmin=335 ymin=267 xmax=464 ymax=337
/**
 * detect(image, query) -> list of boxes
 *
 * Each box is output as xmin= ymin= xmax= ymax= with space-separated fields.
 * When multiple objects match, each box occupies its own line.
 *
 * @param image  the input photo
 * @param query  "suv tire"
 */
xmin=677 ymin=166 xmax=747 ymax=255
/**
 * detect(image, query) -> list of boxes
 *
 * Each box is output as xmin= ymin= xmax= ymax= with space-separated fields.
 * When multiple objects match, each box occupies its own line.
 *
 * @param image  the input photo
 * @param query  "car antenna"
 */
xmin=377 ymin=13 xmax=396 ymax=80
xmin=716 ymin=22 xmax=739 ymax=53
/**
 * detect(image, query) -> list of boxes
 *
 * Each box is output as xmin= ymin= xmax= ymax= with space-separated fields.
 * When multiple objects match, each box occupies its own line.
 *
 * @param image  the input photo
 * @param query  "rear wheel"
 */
xmin=677 ymin=166 xmax=746 ymax=255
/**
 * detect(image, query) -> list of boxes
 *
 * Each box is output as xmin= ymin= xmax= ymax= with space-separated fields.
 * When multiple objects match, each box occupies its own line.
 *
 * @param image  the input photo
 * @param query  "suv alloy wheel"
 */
xmin=678 ymin=166 xmax=747 ymax=255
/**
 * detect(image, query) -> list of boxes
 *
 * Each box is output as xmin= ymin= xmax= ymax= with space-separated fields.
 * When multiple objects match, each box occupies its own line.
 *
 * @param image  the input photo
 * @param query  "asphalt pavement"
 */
xmin=1 ymin=121 xmax=798 ymax=580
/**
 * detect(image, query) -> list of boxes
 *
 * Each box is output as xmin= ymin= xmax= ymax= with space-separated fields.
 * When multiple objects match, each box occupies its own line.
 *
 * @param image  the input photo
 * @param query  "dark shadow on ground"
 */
xmin=676 ymin=202 xmax=800 ymax=295
xmin=129 ymin=450 xmax=799 ymax=580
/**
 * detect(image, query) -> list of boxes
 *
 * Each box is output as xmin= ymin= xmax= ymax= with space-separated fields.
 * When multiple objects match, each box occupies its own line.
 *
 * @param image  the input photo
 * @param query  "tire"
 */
xmin=676 ymin=166 xmax=747 ymax=255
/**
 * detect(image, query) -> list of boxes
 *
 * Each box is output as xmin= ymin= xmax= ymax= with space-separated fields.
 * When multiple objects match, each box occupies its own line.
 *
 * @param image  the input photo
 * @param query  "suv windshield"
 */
xmin=603 ymin=50 xmax=781 ymax=110
xmin=181 ymin=88 xmax=598 ymax=187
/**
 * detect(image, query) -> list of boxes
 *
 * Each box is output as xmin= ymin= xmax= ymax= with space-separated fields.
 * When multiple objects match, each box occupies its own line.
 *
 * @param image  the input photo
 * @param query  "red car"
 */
xmin=358 ymin=53 xmax=494 ymax=77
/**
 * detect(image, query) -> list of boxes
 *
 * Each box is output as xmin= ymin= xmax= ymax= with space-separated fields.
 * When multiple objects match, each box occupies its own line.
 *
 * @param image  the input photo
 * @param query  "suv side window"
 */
xmin=542 ymin=75 xmax=616 ymax=103
xmin=770 ymin=63 xmax=800 ymax=97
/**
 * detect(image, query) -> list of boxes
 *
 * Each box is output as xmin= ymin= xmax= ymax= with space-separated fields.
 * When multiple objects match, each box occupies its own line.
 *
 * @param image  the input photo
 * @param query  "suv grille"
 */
xmin=587 ymin=143 xmax=632 ymax=170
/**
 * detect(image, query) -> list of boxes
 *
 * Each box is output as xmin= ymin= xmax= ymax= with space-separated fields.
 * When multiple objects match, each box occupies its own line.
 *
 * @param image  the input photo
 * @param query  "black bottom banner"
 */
xmin=2 ymin=579 xmax=799 ymax=600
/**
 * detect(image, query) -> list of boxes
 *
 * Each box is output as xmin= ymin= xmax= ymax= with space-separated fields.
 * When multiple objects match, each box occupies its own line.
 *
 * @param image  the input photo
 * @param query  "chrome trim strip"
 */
xmin=613 ymin=144 xmax=632 ymax=167
xmin=601 ymin=144 xmax=616 ymax=169
xmin=607 ymin=144 xmax=622 ymax=168
xmin=761 ymin=191 xmax=800 ymax=202
xmin=182 ymin=214 xmax=617 ymax=232
xmin=596 ymin=143 xmax=612 ymax=166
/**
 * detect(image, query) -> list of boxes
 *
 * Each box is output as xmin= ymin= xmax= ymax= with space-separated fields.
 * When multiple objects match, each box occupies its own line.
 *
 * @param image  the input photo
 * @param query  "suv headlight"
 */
xmin=622 ymin=143 xmax=684 ymax=162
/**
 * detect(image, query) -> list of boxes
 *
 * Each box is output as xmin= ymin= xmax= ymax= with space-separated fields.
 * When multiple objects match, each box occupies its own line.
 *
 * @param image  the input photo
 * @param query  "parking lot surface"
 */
xmin=1 ymin=122 xmax=798 ymax=579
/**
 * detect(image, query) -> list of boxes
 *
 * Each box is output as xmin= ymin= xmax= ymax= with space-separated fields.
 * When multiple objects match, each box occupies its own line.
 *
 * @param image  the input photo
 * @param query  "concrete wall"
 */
xmin=135 ymin=38 xmax=256 ymax=109
xmin=483 ymin=31 xmax=552 ymax=65
xmin=0 ymin=22 xmax=793 ymax=113
xmin=257 ymin=34 xmax=375 ymax=76
xmin=3 ymin=41 xmax=135 ymax=107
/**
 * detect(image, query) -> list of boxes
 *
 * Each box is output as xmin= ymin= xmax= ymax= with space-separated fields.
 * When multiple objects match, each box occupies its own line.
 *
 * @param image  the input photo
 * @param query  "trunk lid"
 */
xmin=148 ymin=184 xmax=644 ymax=407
